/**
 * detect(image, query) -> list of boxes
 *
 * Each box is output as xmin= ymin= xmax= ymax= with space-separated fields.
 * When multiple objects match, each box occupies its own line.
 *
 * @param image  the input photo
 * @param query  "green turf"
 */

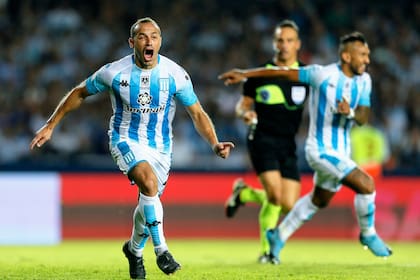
xmin=0 ymin=239 xmax=419 ymax=279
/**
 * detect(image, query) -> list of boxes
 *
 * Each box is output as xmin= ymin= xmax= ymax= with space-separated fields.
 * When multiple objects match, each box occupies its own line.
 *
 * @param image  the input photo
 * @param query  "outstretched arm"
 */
xmin=218 ymin=67 xmax=299 ymax=85
xmin=30 ymin=82 xmax=90 ymax=149
xmin=186 ymin=101 xmax=234 ymax=159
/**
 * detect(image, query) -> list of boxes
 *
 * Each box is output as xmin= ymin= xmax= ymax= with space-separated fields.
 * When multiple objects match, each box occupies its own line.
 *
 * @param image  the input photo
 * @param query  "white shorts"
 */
xmin=110 ymin=140 xmax=172 ymax=195
xmin=305 ymin=146 xmax=356 ymax=192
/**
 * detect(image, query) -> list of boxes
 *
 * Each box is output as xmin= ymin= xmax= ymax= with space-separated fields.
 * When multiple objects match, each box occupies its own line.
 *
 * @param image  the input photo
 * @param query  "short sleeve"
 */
xmin=358 ymin=74 xmax=371 ymax=107
xmin=174 ymin=68 xmax=198 ymax=106
xmin=85 ymin=64 xmax=111 ymax=95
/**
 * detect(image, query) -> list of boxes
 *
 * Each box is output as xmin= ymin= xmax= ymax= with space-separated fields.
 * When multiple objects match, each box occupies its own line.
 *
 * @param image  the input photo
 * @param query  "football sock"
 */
xmin=240 ymin=186 xmax=266 ymax=204
xmin=259 ymin=201 xmax=281 ymax=254
xmin=354 ymin=192 xmax=377 ymax=236
xmin=130 ymin=205 xmax=150 ymax=257
xmin=138 ymin=193 xmax=168 ymax=256
xmin=278 ymin=193 xmax=318 ymax=242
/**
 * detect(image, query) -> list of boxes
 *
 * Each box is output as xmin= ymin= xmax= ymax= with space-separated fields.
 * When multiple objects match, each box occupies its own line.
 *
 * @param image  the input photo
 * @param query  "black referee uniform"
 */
xmin=244 ymin=61 xmax=309 ymax=180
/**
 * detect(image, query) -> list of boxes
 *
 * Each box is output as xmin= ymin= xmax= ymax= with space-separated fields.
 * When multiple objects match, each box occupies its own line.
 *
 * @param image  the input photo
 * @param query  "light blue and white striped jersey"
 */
xmin=299 ymin=63 xmax=371 ymax=156
xmin=85 ymin=54 xmax=198 ymax=154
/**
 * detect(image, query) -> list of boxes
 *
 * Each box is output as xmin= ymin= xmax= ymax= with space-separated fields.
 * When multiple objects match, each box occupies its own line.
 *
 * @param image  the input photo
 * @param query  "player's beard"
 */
xmin=351 ymin=63 xmax=367 ymax=76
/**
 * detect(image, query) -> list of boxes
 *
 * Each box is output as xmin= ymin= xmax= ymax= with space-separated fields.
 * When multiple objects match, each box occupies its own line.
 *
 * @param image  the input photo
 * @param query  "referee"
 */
xmin=224 ymin=19 xmax=309 ymax=264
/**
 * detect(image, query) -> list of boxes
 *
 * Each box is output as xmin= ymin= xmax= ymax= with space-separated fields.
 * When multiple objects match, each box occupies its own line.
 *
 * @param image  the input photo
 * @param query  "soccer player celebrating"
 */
xmin=219 ymin=31 xmax=392 ymax=263
xmin=31 ymin=17 xmax=234 ymax=279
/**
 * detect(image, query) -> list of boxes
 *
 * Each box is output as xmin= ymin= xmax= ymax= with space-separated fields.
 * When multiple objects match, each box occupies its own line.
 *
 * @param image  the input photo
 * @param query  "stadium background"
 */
xmin=0 ymin=0 xmax=419 ymax=244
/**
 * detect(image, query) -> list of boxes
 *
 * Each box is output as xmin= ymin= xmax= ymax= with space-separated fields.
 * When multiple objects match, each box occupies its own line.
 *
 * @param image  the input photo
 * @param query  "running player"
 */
xmin=30 ymin=17 xmax=234 ymax=279
xmin=219 ymin=31 xmax=392 ymax=263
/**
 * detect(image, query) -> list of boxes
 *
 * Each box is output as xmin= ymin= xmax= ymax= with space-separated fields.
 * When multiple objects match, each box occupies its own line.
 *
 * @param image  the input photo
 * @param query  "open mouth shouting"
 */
xmin=144 ymin=48 xmax=154 ymax=62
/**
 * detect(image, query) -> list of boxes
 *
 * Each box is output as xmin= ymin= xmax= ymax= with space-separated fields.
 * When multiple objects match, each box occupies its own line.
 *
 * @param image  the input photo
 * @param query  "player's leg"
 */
xmin=113 ymin=141 xmax=180 ymax=276
xmin=123 ymin=205 xmax=148 ymax=279
xmin=342 ymin=167 xmax=392 ymax=257
xmin=268 ymin=146 xmax=343 ymax=263
xmin=225 ymin=178 xmax=266 ymax=218
xmin=267 ymin=185 xmax=334 ymax=261
xmin=110 ymin=143 xmax=152 ymax=279
xmin=129 ymin=162 xmax=168 ymax=249
xmin=257 ymin=170 xmax=282 ymax=262
xmin=279 ymin=178 xmax=301 ymax=214
xmin=240 ymin=182 xmax=266 ymax=204
xmin=129 ymin=161 xmax=181 ymax=274
xmin=225 ymin=135 xmax=271 ymax=218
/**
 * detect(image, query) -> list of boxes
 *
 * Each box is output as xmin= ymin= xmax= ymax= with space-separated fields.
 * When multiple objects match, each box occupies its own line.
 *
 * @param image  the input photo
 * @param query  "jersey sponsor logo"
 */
xmin=291 ymin=86 xmax=306 ymax=105
xmin=124 ymin=104 xmax=166 ymax=114
xmin=137 ymin=92 xmax=152 ymax=105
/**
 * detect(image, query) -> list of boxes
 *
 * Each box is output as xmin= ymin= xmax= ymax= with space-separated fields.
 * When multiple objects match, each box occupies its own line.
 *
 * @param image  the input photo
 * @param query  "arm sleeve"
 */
xmin=85 ymin=64 xmax=111 ymax=95
xmin=174 ymin=67 xmax=198 ymax=106
xmin=298 ymin=64 xmax=323 ymax=86
xmin=358 ymin=74 xmax=372 ymax=107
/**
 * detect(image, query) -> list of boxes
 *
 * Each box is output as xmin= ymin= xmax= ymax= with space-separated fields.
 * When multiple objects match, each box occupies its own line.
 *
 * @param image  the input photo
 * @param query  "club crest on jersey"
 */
xmin=291 ymin=86 xmax=306 ymax=105
xmin=141 ymin=76 xmax=149 ymax=87
xmin=137 ymin=92 xmax=152 ymax=105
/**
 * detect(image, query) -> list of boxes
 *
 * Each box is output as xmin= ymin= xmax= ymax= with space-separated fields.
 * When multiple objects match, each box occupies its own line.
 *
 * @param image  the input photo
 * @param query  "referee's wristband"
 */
xmin=347 ymin=108 xmax=355 ymax=119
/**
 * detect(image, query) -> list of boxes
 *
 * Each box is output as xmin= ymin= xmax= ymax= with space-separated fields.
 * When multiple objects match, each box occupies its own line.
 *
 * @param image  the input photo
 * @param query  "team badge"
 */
xmin=291 ymin=86 xmax=306 ymax=105
xmin=141 ymin=76 xmax=149 ymax=87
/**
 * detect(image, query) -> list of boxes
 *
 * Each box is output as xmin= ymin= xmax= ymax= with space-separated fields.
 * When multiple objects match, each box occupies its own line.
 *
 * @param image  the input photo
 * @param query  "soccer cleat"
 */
xmin=225 ymin=178 xmax=246 ymax=218
xmin=269 ymin=254 xmax=280 ymax=265
xmin=266 ymin=228 xmax=284 ymax=264
xmin=258 ymin=253 xmax=280 ymax=265
xmin=258 ymin=253 xmax=270 ymax=264
xmin=156 ymin=251 xmax=181 ymax=275
xmin=122 ymin=241 xmax=146 ymax=279
xmin=359 ymin=233 xmax=393 ymax=257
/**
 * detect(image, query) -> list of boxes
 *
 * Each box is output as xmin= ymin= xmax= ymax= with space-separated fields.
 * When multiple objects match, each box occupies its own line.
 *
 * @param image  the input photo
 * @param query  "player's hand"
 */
xmin=336 ymin=96 xmax=351 ymax=115
xmin=213 ymin=142 xmax=235 ymax=159
xmin=30 ymin=125 xmax=53 ymax=150
xmin=218 ymin=69 xmax=247 ymax=85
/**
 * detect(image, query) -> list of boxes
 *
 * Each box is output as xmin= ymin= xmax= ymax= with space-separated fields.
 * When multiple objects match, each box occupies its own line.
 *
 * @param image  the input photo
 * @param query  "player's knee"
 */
xmin=132 ymin=176 xmax=158 ymax=196
xmin=141 ymin=179 xmax=158 ymax=196
xmin=360 ymin=174 xmax=375 ymax=194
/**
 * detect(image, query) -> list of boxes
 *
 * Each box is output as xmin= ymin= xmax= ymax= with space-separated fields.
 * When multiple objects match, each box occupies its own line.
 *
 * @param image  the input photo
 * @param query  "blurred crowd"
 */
xmin=0 ymin=0 xmax=419 ymax=173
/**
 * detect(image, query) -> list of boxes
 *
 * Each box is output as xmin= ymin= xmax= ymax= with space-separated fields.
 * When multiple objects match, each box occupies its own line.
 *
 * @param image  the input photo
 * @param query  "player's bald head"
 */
xmin=130 ymin=17 xmax=161 ymax=38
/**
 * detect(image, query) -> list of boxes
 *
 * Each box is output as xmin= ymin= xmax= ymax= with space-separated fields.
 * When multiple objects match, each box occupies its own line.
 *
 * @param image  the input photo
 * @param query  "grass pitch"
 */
xmin=0 ymin=239 xmax=419 ymax=279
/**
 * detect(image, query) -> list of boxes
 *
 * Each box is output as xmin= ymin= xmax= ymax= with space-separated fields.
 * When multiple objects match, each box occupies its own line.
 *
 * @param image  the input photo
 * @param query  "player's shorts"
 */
xmin=305 ymin=144 xmax=356 ymax=192
xmin=247 ymin=134 xmax=300 ymax=181
xmin=109 ymin=140 xmax=171 ymax=195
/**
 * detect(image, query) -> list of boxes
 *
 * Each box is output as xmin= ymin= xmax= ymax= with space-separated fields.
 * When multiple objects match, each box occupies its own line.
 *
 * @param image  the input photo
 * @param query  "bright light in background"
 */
xmin=0 ymin=173 xmax=61 ymax=245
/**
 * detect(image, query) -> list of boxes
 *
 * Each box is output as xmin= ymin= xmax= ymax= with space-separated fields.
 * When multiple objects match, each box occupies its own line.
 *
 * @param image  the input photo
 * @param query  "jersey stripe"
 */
xmin=111 ymin=73 xmax=123 ymax=144
xmin=316 ymin=79 xmax=329 ymax=152
xmin=129 ymin=67 xmax=141 ymax=142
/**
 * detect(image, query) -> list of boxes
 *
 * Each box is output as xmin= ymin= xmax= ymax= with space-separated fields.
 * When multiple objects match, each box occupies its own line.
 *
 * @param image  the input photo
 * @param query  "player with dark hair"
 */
xmin=219 ymin=31 xmax=392 ymax=263
xmin=224 ymin=19 xmax=309 ymax=264
xmin=31 ymin=17 xmax=234 ymax=279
